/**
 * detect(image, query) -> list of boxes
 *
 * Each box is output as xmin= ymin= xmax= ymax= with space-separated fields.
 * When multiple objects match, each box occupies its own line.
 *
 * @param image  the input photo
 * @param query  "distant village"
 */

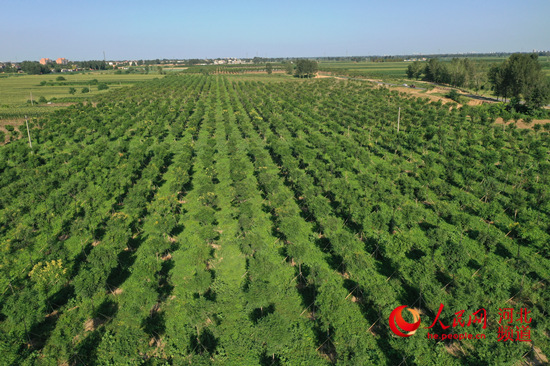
xmin=0 ymin=57 xmax=257 ymax=74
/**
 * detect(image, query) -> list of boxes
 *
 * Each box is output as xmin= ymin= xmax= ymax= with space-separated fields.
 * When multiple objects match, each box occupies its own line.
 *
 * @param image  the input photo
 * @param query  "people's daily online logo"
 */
xmin=388 ymin=304 xmax=532 ymax=341
xmin=389 ymin=305 xmax=421 ymax=337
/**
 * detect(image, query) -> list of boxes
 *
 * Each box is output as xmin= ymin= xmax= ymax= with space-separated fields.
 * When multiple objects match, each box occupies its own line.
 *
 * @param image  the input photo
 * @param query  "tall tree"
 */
xmin=294 ymin=60 xmax=318 ymax=78
xmin=423 ymin=58 xmax=450 ymax=84
xmin=406 ymin=61 xmax=423 ymax=80
xmin=20 ymin=61 xmax=50 ymax=75
xmin=266 ymin=63 xmax=273 ymax=75
xmin=284 ymin=62 xmax=294 ymax=75
xmin=489 ymin=53 xmax=550 ymax=110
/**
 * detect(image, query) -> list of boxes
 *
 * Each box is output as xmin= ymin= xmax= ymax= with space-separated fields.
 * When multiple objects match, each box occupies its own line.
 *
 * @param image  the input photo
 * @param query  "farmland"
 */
xmin=0 ymin=74 xmax=549 ymax=365
xmin=319 ymin=58 xmax=550 ymax=81
xmin=319 ymin=60 xmax=411 ymax=79
xmin=0 ymin=72 xmax=161 ymax=144
xmin=0 ymin=73 xmax=160 ymax=120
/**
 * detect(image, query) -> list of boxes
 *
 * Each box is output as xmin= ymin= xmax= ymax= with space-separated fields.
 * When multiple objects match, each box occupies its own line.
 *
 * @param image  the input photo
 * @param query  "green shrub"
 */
xmin=446 ymin=89 xmax=462 ymax=103
xmin=97 ymin=83 xmax=109 ymax=91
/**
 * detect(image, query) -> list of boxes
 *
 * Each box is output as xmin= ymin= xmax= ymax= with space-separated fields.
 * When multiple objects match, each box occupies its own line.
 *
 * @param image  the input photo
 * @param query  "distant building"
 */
xmin=39 ymin=58 xmax=50 ymax=65
xmin=56 ymin=58 xmax=68 ymax=65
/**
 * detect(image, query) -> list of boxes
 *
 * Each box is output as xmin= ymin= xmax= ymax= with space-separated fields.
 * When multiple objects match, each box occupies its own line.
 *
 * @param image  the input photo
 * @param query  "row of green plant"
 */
xmin=0 ymin=74 xmax=548 ymax=364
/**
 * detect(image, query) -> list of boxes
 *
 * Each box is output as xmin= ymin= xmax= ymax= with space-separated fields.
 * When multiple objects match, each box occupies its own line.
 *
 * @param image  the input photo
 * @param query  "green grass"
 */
xmin=0 ymin=72 xmax=160 ymax=119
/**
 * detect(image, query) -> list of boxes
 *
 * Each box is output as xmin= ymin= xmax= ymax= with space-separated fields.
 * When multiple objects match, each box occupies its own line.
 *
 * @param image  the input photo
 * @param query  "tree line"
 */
xmin=407 ymin=53 xmax=550 ymax=111
xmin=488 ymin=53 xmax=550 ymax=110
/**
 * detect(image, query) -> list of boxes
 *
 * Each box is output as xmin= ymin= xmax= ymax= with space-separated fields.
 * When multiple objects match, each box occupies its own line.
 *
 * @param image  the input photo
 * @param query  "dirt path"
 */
xmin=315 ymin=74 xmax=347 ymax=81
xmin=383 ymin=85 xmax=463 ymax=106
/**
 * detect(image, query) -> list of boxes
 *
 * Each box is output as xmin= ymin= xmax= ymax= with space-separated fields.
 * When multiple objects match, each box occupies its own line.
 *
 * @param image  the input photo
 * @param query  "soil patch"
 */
xmin=84 ymin=317 xmax=107 ymax=332
xmin=0 ymin=119 xmax=24 ymax=128
xmin=467 ymin=99 xmax=484 ymax=106
xmin=425 ymin=87 xmax=448 ymax=95
xmin=494 ymin=118 xmax=550 ymax=129
xmin=388 ymin=85 xmax=459 ymax=105
xmin=0 ymin=119 xmax=24 ymax=144
xmin=315 ymin=73 xmax=347 ymax=81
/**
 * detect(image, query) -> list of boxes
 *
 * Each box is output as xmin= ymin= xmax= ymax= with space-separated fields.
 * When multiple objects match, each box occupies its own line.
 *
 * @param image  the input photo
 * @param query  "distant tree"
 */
xmin=81 ymin=87 xmax=90 ymax=94
xmin=38 ymin=96 xmax=47 ymax=103
xmin=445 ymin=58 xmax=485 ymax=90
xmin=1 ymin=64 xmax=13 ymax=73
xmin=20 ymin=61 xmax=50 ymax=75
xmin=68 ymin=87 xmax=76 ymax=95
xmin=56 ymin=76 xmax=66 ymax=81
xmin=423 ymin=59 xmax=450 ymax=84
xmin=75 ymin=60 xmax=107 ymax=70
xmin=97 ymin=83 xmax=109 ymax=91
xmin=448 ymin=58 xmax=467 ymax=87
xmin=294 ymin=60 xmax=318 ymax=78
xmin=488 ymin=64 xmax=510 ymax=101
xmin=266 ymin=63 xmax=273 ymax=75
xmin=489 ymin=53 xmax=550 ymax=110
xmin=284 ymin=62 xmax=294 ymax=75
xmin=406 ymin=61 xmax=423 ymax=80
xmin=187 ymin=59 xmax=204 ymax=66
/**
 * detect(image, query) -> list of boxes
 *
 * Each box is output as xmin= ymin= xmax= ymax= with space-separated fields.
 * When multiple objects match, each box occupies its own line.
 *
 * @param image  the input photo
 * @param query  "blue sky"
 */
xmin=1 ymin=0 xmax=549 ymax=61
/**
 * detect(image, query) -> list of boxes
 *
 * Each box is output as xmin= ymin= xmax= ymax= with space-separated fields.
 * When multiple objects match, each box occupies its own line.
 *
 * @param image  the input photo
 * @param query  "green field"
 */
xmin=0 ymin=72 xmax=160 ymax=120
xmin=319 ymin=60 xmax=411 ymax=78
xmin=319 ymin=57 xmax=550 ymax=80
xmin=0 ymin=74 xmax=548 ymax=365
